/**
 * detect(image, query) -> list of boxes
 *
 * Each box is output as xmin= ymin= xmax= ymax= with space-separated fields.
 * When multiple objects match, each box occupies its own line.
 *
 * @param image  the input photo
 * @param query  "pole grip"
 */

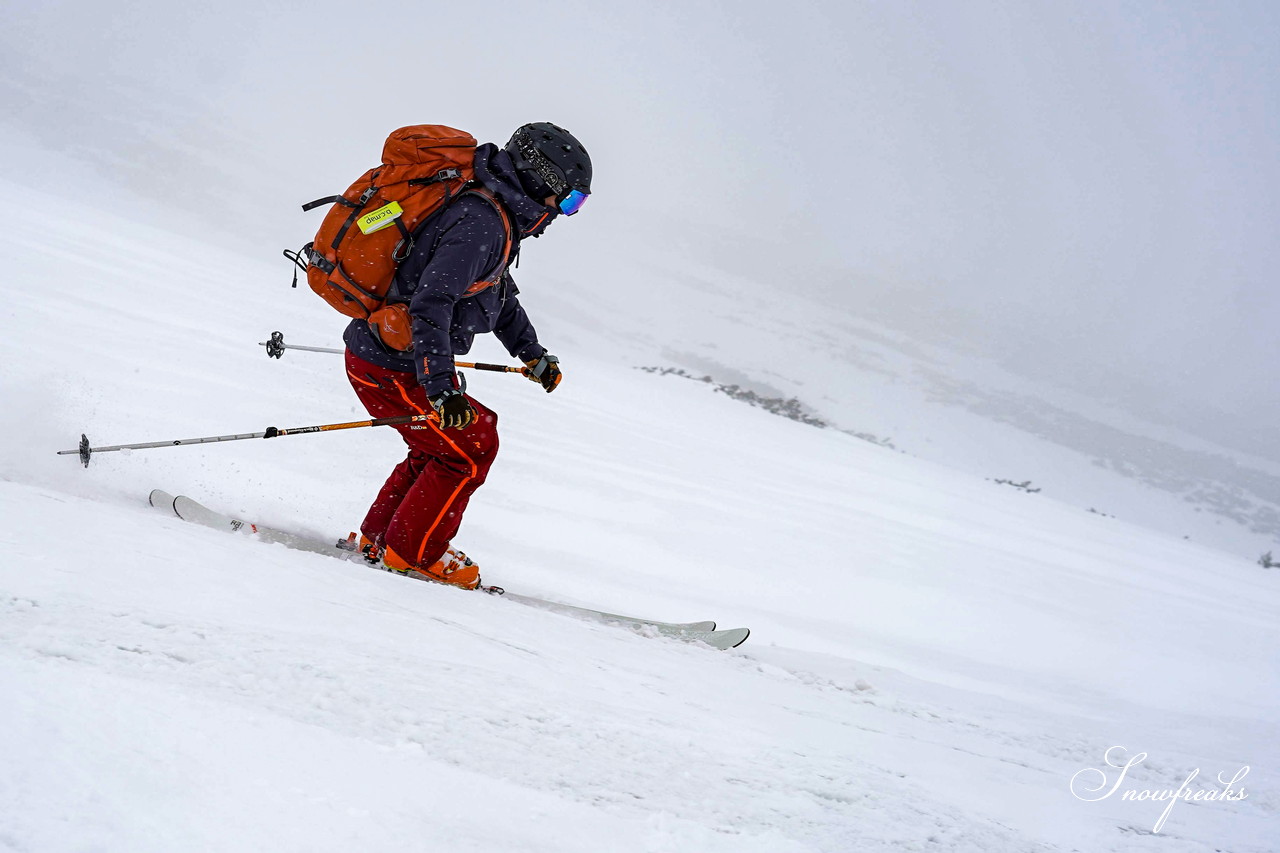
xmin=266 ymin=413 xmax=434 ymax=438
xmin=459 ymin=361 xmax=526 ymax=373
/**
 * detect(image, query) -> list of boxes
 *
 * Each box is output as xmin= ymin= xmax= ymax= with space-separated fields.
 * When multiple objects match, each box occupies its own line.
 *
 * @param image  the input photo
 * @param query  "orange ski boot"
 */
xmin=382 ymin=543 xmax=481 ymax=590
xmin=337 ymin=532 xmax=385 ymax=565
xmin=357 ymin=534 xmax=384 ymax=565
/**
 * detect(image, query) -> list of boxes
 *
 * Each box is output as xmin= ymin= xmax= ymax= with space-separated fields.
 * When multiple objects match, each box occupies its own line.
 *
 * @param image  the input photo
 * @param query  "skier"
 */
xmin=342 ymin=122 xmax=591 ymax=589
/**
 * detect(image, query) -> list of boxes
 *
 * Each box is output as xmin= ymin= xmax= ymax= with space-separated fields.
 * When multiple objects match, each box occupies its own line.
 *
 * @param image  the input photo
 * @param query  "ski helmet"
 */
xmin=504 ymin=122 xmax=592 ymax=212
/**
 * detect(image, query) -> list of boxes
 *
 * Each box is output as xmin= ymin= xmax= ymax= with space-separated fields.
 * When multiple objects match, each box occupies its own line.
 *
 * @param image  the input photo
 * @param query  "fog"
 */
xmin=3 ymin=0 xmax=1276 ymax=457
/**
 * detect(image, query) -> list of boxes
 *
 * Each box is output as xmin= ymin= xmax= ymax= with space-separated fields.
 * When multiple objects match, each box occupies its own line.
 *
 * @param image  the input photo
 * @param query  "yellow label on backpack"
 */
xmin=356 ymin=200 xmax=404 ymax=235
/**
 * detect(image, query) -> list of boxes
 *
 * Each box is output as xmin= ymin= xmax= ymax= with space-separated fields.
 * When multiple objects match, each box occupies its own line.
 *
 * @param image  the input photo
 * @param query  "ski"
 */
xmin=147 ymin=490 xmax=749 ymax=650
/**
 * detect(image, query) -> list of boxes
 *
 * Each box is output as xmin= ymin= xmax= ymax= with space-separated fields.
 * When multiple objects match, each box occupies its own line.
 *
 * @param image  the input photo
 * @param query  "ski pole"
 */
xmin=261 ymin=332 xmax=342 ymax=356
xmin=58 ymin=413 xmax=435 ymax=468
xmin=260 ymin=331 xmax=527 ymax=374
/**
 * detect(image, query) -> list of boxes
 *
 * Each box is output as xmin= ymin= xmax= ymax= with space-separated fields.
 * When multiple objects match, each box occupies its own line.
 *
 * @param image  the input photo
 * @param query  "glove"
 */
xmin=524 ymin=353 xmax=562 ymax=393
xmin=429 ymin=389 xmax=476 ymax=430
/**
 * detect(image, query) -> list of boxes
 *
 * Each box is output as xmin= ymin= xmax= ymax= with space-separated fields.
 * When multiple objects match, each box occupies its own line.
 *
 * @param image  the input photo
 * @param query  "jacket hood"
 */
xmin=473 ymin=143 xmax=558 ymax=238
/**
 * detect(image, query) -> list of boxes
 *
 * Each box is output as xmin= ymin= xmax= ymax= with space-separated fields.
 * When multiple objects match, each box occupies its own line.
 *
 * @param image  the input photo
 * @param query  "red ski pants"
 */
xmin=345 ymin=350 xmax=499 ymax=569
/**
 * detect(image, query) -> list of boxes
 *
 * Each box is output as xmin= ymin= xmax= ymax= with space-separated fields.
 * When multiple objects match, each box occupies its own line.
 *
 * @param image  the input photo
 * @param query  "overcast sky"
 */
xmin=3 ymin=0 xmax=1276 ymax=456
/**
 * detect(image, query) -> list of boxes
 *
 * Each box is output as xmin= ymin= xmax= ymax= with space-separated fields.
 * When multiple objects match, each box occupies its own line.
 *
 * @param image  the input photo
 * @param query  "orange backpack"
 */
xmin=288 ymin=124 xmax=512 ymax=350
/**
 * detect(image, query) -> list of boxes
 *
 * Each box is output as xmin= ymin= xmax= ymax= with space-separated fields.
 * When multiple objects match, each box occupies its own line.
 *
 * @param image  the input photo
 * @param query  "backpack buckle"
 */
xmin=437 ymin=168 xmax=461 ymax=181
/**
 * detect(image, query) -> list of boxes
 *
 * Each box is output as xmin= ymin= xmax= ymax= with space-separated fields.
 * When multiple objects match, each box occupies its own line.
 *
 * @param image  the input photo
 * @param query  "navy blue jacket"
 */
xmin=344 ymin=144 xmax=556 ymax=396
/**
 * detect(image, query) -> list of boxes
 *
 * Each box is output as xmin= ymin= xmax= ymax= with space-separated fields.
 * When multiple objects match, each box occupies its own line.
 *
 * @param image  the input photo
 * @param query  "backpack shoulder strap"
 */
xmin=460 ymin=187 xmax=515 ymax=294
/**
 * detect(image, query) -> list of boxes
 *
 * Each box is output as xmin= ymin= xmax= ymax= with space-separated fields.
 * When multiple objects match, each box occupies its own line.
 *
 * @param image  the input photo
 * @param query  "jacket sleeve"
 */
xmin=409 ymin=199 xmax=507 ymax=395
xmin=492 ymin=273 xmax=546 ymax=363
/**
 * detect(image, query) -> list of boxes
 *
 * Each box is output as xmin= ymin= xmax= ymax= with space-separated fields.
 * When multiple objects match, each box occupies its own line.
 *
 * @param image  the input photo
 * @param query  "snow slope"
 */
xmin=2 ymin=146 xmax=1278 ymax=852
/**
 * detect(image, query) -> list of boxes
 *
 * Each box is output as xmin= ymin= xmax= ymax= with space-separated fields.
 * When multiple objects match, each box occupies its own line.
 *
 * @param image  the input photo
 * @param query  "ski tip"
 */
xmin=697 ymin=626 xmax=750 ymax=651
xmin=148 ymin=489 xmax=176 ymax=511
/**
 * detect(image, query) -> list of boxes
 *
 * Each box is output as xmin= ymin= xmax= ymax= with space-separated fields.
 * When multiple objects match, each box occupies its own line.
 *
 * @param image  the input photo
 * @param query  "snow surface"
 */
xmin=2 ymin=140 xmax=1278 ymax=852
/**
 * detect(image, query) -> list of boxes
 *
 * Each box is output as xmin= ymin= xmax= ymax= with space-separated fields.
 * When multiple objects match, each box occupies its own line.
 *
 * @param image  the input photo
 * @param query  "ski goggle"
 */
xmin=557 ymin=189 xmax=589 ymax=216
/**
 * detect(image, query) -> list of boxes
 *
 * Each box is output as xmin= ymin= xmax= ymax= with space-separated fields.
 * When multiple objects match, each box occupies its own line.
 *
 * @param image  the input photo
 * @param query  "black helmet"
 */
xmin=504 ymin=122 xmax=592 ymax=201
